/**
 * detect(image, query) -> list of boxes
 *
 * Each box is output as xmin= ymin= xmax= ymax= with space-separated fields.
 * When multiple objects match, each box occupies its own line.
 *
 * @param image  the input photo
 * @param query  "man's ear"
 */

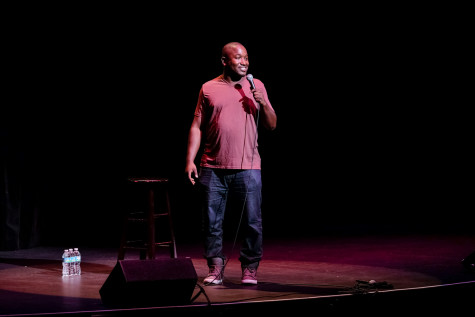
xmin=221 ymin=56 xmax=227 ymax=66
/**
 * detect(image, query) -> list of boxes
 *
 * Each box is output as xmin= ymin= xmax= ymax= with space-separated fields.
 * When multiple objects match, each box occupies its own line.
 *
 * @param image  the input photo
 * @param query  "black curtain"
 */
xmin=2 ymin=12 xmax=471 ymax=250
xmin=1 ymin=127 xmax=45 ymax=250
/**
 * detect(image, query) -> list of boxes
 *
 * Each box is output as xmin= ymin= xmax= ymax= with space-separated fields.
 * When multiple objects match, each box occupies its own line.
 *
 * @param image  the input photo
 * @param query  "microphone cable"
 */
xmin=225 ymin=81 xmax=261 ymax=279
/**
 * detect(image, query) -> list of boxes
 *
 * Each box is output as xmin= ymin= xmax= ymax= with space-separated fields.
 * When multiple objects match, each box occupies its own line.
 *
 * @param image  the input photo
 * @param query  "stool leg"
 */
xmin=165 ymin=189 xmax=177 ymax=258
xmin=118 ymin=211 xmax=128 ymax=260
xmin=147 ymin=188 xmax=156 ymax=259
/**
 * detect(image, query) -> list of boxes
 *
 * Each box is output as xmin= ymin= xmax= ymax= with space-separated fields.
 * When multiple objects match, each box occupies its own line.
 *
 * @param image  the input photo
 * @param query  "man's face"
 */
xmin=223 ymin=45 xmax=249 ymax=77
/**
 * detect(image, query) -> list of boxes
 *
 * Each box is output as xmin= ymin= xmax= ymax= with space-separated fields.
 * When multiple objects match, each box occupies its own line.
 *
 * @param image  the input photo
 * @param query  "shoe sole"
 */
xmin=241 ymin=279 xmax=257 ymax=285
xmin=203 ymin=279 xmax=223 ymax=285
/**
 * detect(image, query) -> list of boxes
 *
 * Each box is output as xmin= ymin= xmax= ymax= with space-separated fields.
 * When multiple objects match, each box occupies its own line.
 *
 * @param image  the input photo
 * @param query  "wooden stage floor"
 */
xmin=1 ymin=232 xmax=474 ymax=316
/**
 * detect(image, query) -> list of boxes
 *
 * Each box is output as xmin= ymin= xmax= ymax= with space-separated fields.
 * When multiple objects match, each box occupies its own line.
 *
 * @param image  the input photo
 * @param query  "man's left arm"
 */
xmin=252 ymin=89 xmax=277 ymax=131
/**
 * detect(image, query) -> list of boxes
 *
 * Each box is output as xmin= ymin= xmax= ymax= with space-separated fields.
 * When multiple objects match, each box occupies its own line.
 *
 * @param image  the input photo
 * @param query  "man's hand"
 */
xmin=185 ymin=163 xmax=198 ymax=185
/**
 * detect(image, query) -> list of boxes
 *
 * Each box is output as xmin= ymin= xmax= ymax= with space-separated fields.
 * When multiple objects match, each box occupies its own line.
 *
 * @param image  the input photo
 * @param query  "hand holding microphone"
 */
xmin=246 ymin=73 xmax=267 ymax=107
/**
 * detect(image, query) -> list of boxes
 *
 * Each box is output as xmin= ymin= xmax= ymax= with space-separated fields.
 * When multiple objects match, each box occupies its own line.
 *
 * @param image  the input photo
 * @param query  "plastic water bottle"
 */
xmin=74 ymin=248 xmax=81 ymax=275
xmin=70 ymin=248 xmax=77 ymax=275
xmin=68 ymin=248 xmax=75 ymax=275
xmin=62 ymin=249 xmax=70 ymax=277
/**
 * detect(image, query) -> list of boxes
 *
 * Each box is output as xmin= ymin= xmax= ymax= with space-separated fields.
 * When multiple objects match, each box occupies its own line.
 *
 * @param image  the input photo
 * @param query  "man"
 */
xmin=185 ymin=42 xmax=277 ymax=285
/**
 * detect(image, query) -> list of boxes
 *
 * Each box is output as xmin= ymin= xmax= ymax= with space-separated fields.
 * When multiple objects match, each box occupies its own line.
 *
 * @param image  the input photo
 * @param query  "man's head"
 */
xmin=221 ymin=42 xmax=249 ymax=79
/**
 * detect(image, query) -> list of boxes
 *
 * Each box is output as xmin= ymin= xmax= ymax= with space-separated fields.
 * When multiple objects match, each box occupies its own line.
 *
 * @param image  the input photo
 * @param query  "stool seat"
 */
xmin=118 ymin=177 xmax=177 ymax=260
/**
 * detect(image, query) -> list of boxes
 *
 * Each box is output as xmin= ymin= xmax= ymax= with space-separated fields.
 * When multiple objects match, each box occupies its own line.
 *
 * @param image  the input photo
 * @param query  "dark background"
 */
xmin=1 ymin=8 xmax=471 ymax=250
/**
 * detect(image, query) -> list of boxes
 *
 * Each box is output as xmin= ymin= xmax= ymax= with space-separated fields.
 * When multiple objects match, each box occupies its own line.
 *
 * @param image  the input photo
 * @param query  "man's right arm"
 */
xmin=185 ymin=115 xmax=202 ymax=185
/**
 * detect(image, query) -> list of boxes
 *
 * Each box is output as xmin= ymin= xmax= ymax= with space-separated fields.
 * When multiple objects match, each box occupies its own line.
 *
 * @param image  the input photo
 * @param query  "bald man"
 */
xmin=185 ymin=42 xmax=277 ymax=285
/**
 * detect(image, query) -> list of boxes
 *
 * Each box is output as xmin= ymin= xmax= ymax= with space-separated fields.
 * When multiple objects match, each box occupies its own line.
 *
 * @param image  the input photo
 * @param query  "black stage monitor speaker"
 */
xmin=99 ymin=258 xmax=198 ymax=308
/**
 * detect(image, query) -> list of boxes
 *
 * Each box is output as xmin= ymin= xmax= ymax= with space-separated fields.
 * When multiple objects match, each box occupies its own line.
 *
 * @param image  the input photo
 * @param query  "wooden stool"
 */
xmin=118 ymin=177 xmax=177 ymax=260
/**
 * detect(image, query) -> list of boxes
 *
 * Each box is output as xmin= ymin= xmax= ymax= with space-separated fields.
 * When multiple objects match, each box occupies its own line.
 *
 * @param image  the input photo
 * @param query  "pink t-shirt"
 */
xmin=194 ymin=75 xmax=273 ymax=170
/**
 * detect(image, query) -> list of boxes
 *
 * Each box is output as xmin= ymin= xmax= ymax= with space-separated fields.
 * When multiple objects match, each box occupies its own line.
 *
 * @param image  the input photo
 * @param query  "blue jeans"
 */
xmin=198 ymin=167 xmax=262 ymax=268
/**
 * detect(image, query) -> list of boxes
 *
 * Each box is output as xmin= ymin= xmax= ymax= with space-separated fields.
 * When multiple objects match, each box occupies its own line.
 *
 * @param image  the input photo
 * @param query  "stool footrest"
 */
xmin=154 ymin=241 xmax=174 ymax=246
xmin=122 ymin=241 xmax=174 ymax=248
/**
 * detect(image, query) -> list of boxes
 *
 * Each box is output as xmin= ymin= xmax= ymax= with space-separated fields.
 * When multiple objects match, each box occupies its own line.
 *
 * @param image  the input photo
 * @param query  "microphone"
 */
xmin=246 ymin=74 xmax=256 ymax=90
